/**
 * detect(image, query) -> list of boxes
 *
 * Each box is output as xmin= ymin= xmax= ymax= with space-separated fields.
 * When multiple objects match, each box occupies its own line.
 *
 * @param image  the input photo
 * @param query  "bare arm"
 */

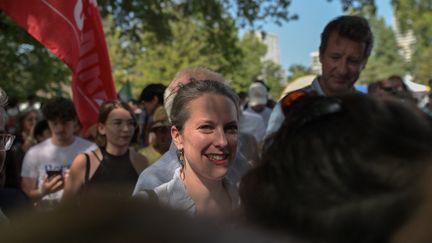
xmin=62 ymin=153 xmax=87 ymax=202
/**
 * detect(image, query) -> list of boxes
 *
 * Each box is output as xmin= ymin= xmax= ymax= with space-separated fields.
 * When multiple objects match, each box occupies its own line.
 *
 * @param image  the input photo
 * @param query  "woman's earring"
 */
xmin=177 ymin=149 xmax=184 ymax=164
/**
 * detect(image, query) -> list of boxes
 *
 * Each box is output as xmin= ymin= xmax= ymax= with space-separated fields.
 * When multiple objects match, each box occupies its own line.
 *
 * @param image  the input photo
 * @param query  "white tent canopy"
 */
xmin=280 ymin=75 xmax=315 ymax=100
xmin=405 ymin=79 xmax=428 ymax=92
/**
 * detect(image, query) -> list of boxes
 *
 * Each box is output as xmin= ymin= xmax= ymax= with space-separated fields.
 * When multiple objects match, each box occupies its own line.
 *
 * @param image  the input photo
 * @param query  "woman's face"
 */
xmin=99 ymin=107 xmax=136 ymax=147
xmin=23 ymin=111 xmax=38 ymax=132
xmin=172 ymin=93 xmax=238 ymax=181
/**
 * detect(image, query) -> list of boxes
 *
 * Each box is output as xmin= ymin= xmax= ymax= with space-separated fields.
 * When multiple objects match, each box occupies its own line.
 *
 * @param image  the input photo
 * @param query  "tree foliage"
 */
xmin=0 ymin=14 xmax=70 ymax=100
xmin=261 ymin=60 xmax=286 ymax=99
xmin=1 ymin=0 xmax=381 ymax=99
xmin=227 ymin=32 xmax=267 ymax=92
xmin=106 ymin=11 xmax=244 ymax=97
xmin=359 ymin=15 xmax=407 ymax=82
xmin=286 ymin=64 xmax=313 ymax=83
xmin=392 ymin=0 xmax=432 ymax=83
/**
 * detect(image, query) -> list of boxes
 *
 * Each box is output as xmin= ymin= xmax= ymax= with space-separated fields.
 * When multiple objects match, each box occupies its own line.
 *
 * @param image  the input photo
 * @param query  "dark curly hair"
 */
xmin=41 ymin=97 xmax=77 ymax=122
xmin=240 ymin=93 xmax=432 ymax=243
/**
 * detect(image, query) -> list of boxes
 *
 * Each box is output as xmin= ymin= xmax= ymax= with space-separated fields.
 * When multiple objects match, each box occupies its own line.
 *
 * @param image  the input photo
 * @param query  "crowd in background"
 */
xmin=1 ymin=15 xmax=432 ymax=243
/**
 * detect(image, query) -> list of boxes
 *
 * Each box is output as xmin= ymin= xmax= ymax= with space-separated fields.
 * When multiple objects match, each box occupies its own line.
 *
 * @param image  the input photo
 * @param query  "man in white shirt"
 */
xmin=21 ymin=97 xmax=96 ymax=208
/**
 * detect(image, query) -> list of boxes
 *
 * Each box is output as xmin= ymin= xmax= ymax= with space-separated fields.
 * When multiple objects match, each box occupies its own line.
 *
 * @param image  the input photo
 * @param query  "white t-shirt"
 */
xmin=239 ymin=111 xmax=266 ymax=144
xmin=21 ymin=136 xmax=97 ymax=202
xmin=244 ymin=107 xmax=272 ymax=129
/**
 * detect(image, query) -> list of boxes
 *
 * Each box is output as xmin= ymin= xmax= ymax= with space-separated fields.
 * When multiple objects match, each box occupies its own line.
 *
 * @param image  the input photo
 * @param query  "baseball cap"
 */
xmin=248 ymin=82 xmax=268 ymax=107
xmin=151 ymin=106 xmax=171 ymax=130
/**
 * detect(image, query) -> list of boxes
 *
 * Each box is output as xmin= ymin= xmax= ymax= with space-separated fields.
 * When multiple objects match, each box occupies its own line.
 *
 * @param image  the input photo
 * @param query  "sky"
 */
xmin=254 ymin=0 xmax=394 ymax=73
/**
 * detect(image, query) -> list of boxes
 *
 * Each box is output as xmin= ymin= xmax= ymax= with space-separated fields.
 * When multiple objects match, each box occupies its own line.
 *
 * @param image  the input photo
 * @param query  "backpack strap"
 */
xmin=84 ymin=153 xmax=91 ymax=184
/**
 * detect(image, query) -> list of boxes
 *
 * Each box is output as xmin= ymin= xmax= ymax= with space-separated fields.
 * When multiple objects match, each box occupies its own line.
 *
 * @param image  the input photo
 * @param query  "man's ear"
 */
xmin=171 ymin=125 xmax=183 ymax=150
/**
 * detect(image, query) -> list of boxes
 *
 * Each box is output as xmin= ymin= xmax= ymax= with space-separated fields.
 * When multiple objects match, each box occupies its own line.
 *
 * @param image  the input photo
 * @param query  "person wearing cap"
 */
xmin=245 ymin=82 xmax=273 ymax=128
xmin=265 ymin=15 xmax=373 ymax=137
xmin=139 ymin=106 xmax=171 ymax=165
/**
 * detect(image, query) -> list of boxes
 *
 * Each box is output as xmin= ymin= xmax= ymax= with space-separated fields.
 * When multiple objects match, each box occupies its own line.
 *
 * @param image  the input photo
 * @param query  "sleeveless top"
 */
xmin=82 ymin=148 xmax=138 ymax=198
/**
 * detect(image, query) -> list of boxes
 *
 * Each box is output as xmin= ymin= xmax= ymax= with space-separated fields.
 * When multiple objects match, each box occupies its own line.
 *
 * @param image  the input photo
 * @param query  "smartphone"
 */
xmin=46 ymin=169 xmax=63 ymax=178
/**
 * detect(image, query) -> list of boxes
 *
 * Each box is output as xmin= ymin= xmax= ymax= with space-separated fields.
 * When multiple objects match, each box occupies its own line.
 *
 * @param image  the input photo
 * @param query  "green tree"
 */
xmin=1 ymin=0 xmax=375 ymax=99
xmin=286 ymin=64 xmax=313 ymax=83
xmin=227 ymin=32 xmax=267 ymax=91
xmin=106 ymin=11 xmax=242 ymax=97
xmin=261 ymin=60 xmax=286 ymax=99
xmin=359 ymin=16 xmax=407 ymax=83
xmin=392 ymin=0 xmax=432 ymax=83
xmin=0 ymin=14 xmax=70 ymax=100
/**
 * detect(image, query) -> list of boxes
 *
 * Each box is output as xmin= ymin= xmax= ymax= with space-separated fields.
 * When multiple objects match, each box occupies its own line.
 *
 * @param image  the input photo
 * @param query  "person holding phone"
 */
xmin=20 ymin=97 xmax=97 ymax=209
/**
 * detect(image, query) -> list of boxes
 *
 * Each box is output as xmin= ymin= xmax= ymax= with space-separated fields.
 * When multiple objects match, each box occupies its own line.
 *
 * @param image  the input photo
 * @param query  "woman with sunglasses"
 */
xmin=63 ymin=101 xmax=148 ymax=201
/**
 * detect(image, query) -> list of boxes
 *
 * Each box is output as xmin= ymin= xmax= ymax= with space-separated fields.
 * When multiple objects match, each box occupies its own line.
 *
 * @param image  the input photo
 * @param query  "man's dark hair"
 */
xmin=33 ymin=119 xmax=49 ymax=139
xmin=319 ymin=15 xmax=373 ymax=61
xmin=139 ymin=84 xmax=166 ymax=104
xmin=41 ymin=97 xmax=77 ymax=122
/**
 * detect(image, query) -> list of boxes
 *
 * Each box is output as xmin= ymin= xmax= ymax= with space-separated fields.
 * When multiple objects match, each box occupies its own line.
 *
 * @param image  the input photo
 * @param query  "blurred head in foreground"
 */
xmin=240 ymin=93 xmax=432 ymax=243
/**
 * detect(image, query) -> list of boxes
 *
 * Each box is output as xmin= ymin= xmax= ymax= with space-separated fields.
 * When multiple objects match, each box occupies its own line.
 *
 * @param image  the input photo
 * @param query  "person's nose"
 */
xmin=121 ymin=122 xmax=133 ymax=132
xmin=336 ymin=59 xmax=349 ymax=76
xmin=214 ymin=128 xmax=228 ymax=148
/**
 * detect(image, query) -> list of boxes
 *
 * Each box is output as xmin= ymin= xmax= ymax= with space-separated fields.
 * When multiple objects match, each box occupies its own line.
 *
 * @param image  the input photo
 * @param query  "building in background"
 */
xmin=392 ymin=16 xmax=416 ymax=62
xmin=310 ymin=51 xmax=321 ymax=75
xmin=255 ymin=31 xmax=281 ymax=65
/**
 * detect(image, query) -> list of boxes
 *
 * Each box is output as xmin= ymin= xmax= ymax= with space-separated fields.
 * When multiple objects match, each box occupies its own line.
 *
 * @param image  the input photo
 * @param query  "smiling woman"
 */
xmin=137 ymin=80 xmax=240 ymax=220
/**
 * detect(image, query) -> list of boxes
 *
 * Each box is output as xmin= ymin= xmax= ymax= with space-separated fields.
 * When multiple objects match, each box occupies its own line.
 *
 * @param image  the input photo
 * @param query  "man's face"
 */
xmin=48 ymin=119 xmax=76 ymax=145
xmin=319 ymin=32 xmax=367 ymax=96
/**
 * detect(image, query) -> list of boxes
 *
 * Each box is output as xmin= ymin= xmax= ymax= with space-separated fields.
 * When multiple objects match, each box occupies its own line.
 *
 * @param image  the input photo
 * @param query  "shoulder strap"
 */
xmin=92 ymin=150 xmax=102 ymax=162
xmin=84 ymin=153 xmax=90 ymax=184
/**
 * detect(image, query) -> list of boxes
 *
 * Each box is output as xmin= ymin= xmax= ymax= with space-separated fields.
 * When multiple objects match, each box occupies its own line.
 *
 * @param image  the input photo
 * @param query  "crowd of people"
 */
xmin=1 ymin=15 xmax=432 ymax=242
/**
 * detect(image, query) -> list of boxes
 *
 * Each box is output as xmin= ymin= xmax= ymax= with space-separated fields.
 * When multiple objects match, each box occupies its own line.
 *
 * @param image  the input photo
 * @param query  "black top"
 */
xmin=83 ymin=148 xmax=138 ymax=198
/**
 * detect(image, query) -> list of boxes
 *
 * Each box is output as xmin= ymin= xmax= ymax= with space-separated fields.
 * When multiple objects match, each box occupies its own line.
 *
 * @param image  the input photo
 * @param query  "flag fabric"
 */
xmin=118 ymin=80 xmax=133 ymax=103
xmin=0 ymin=0 xmax=117 ymax=131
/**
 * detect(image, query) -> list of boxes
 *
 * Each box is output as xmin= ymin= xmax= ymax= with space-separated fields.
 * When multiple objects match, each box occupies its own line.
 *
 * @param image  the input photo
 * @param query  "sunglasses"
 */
xmin=280 ymin=90 xmax=343 ymax=127
xmin=280 ymin=90 xmax=309 ymax=116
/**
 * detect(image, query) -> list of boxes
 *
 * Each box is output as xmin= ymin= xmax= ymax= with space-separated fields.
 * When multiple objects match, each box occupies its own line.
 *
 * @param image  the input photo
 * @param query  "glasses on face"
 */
xmin=0 ymin=133 xmax=15 ymax=151
xmin=108 ymin=119 xmax=137 ymax=129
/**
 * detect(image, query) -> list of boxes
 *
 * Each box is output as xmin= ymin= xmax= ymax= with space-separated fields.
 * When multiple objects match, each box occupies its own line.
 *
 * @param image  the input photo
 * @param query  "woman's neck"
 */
xmin=105 ymin=143 xmax=128 ymax=156
xmin=182 ymin=163 xmax=231 ymax=217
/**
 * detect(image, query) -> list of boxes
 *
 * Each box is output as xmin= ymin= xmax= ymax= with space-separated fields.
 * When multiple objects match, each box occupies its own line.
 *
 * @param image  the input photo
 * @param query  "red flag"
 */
xmin=0 ymin=0 xmax=117 ymax=131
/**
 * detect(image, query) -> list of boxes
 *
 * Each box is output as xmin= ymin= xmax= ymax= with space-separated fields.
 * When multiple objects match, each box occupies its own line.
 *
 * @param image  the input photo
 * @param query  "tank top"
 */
xmin=83 ymin=148 xmax=138 ymax=198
